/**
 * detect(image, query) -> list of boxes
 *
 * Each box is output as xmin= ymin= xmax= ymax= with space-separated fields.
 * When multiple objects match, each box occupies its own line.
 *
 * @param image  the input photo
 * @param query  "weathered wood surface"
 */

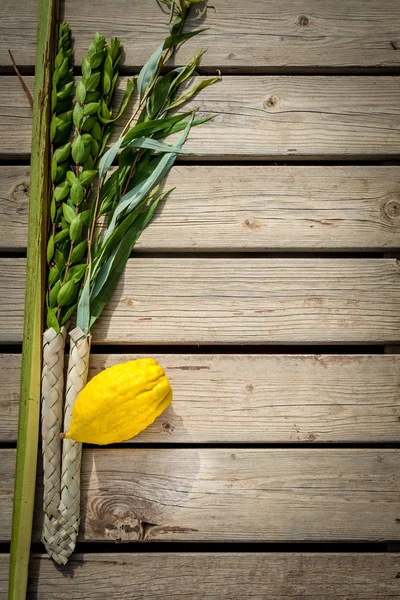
xmin=1 ymin=258 xmax=400 ymax=345
xmin=1 ymin=553 xmax=400 ymax=600
xmin=1 ymin=0 xmax=400 ymax=71
xmin=1 ymin=354 xmax=400 ymax=444
xmin=2 ymin=76 xmax=400 ymax=160
xmin=2 ymin=166 xmax=400 ymax=252
xmin=1 ymin=449 xmax=399 ymax=542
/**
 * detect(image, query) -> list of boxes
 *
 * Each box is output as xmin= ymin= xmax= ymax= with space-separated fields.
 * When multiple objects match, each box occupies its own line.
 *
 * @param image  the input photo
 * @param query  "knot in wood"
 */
xmin=381 ymin=194 xmax=400 ymax=222
xmin=264 ymin=95 xmax=279 ymax=109
xmin=298 ymin=15 xmax=310 ymax=26
xmin=12 ymin=181 xmax=29 ymax=203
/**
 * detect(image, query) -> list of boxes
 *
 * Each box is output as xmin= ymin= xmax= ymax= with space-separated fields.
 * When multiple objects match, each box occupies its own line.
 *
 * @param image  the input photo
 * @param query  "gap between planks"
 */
xmin=1 ymin=553 xmax=400 ymax=599
xmin=1 ymin=0 xmax=400 ymax=71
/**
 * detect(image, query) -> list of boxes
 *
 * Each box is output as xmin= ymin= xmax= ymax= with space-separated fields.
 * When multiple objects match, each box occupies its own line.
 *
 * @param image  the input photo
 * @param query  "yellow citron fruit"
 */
xmin=64 ymin=358 xmax=172 ymax=445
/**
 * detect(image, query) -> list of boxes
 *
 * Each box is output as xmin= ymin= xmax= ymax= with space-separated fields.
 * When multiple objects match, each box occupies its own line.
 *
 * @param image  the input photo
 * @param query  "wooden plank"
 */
xmin=2 ymin=0 xmax=400 ymax=71
xmin=1 ymin=354 xmax=400 ymax=444
xmin=1 ymin=553 xmax=400 ymax=600
xmin=1 ymin=76 xmax=400 ymax=160
xmin=2 ymin=449 xmax=399 ymax=542
xmin=0 ymin=167 xmax=30 ymax=251
xmin=0 ymin=450 xmax=16 ymax=543
xmin=1 ymin=258 xmax=400 ymax=345
xmin=2 ymin=166 xmax=400 ymax=252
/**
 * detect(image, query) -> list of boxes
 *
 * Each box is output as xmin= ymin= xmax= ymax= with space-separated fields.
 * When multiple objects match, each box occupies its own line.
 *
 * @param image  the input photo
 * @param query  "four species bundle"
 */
xmin=41 ymin=0 xmax=219 ymax=564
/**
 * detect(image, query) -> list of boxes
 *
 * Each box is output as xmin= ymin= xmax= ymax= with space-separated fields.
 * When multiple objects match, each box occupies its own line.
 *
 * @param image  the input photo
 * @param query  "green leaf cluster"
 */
xmin=76 ymin=8 xmax=219 ymax=334
xmin=50 ymin=23 xmax=74 ymax=146
xmin=45 ymin=30 xmax=133 ymax=332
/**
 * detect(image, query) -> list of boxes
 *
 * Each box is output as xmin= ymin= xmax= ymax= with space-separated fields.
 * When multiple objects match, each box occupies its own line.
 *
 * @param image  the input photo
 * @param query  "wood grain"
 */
xmin=1 ymin=258 xmax=400 ymax=345
xmin=1 ymin=0 xmax=400 ymax=71
xmin=1 ymin=553 xmax=400 ymax=599
xmin=1 ymin=353 xmax=400 ymax=443
xmin=1 ymin=76 xmax=400 ymax=160
xmin=2 ymin=166 xmax=400 ymax=252
xmin=2 ymin=449 xmax=399 ymax=542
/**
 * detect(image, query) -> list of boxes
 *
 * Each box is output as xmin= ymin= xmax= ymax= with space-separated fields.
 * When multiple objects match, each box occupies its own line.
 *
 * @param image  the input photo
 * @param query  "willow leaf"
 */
xmin=76 ymin=262 xmax=91 ymax=334
xmin=137 ymin=44 xmax=163 ymax=100
xmin=98 ymin=137 xmax=123 ymax=177
xmin=103 ymin=114 xmax=193 ymax=242
xmin=147 ymin=70 xmax=178 ymax=118
xmin=168 ymin=73 xmax=220 ymax=110
xmin=163 ymin=28 xmax=207 ymax=49
xmin=125 ymin=136 xmax=192 ymax=153
xmin=89 ymin=190 xmax=168 ymax=330
xmin=92 ymin=199 xmax=148 ymax=291
xmin=155 ymin=113 xmax=215 ymax=137
xmin=170 ymin=49 xmax=206 ymax=91
xmin=98 ymin=78 xmax=135 ymax=124
xmin=122 ymin=111 xmax=191 ymax=147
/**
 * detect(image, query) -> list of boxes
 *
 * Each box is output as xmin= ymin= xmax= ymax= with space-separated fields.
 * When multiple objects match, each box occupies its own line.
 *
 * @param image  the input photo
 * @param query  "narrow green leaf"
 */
xmin=105 ymin=114 xmax=194 ymax=240
xmin=76 ymin=264 xmax=92 ymax=334
xmin=163 ymin=28 xmax=207 ymax=49
xmin=147 ymin=70 xmax=178 ymax=117
xmin=98 ymin=137 xmax=123 ymax=177
xmin=156 ymin=113 xmax=215 ymax=137
xmin=167 ymin=73 xmax=220 ymax=110
xmin=89 ymin=191 xmax=168 ymax=329
xmin=137 ymin=44 xmax=163 ymax=101
xmin=121 ymin=111 xmax=191 ymax=147
xmin=46 ymin=235 xmax=55 ymax=264
xmin=126 ymin=136 xmax=192 ymax=154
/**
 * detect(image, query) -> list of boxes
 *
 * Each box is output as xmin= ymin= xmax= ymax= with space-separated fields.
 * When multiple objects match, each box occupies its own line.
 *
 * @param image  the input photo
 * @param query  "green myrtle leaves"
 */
xmin=71 ymin=135 xmax=86 ymax=162
xmin=53 ymin=141 xmax=71 ymax=164
xmin=47 ymin=10 xmax=218 ymax=335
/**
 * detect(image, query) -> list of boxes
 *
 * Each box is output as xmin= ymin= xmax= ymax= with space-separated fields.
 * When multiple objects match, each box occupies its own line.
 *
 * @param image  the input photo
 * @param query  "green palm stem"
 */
xmin=9 ymin=1 xmax=58 ymax=597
